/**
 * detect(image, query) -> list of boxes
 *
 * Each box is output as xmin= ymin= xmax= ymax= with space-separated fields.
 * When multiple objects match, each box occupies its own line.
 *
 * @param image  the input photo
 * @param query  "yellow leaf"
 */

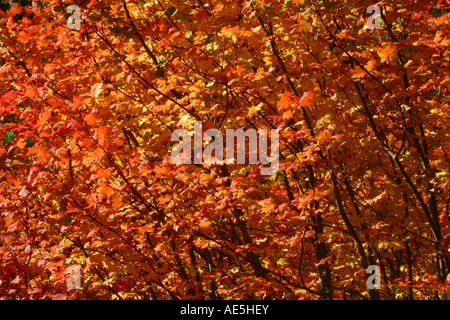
xmin=248 ymin=102 xmax=263 ymax=116
xmin=388 ymin=240 xmax=405 ymax=250
xmin=351 ymin=66 xmax=365 ymax=79
xmin=11 ymin=159 xmax=24 ymax=165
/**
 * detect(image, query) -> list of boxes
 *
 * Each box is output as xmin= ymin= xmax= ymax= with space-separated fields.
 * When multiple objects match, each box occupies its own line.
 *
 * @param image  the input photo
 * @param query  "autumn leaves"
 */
xmin=1 ymin=0 xmax=449 ymax=300
xmin=171 ymin=121 xmax=279 ymax=175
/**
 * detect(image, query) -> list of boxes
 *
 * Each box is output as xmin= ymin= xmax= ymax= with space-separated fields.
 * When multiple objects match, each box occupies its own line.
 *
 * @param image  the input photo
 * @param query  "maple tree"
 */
xmin=0 ymin=0 xmax=449 ymax=300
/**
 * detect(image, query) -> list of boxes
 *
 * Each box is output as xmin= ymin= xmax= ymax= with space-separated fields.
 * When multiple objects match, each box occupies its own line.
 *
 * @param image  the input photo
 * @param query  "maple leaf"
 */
xmin=97 ymin=126 xmax=108 ymax=146
xmin=43 ymin=64 xmax=56 ymax=74
xmin=365 ymin=59 xmax=377 ymax=71
xmin=44 ymin=261 xmax=63 ymax=271
xmin=99 ymin=183 xmax=114 ymax=196
xmin=94 ymin=147 xmax=104 ymax=157
xmin=84 ymin=113 xmax=100 ymax=126
xmin=0 ymin=0 xmax=448 ymax=301
xmin=71 ymin=95 xmax=83 ymax=110
xmin=37 ymin=110 xmax=52 ymax=127
xmin=298 ymin=91 xmax=316 ymax=106
xmin=277 ymin=92 xmax=299 ymax=110
xmin=377 ymin=44 xmax=398 ymax=63
xmin=351 ymin=66 xmax=365 ymax=79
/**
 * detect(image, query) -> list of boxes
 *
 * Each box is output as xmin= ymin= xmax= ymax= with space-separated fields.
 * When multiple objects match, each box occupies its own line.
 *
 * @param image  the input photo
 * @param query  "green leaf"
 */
xmin=429 ymin=8 xmax=445 ymax=16
xmin=166 ymin=7 xmax=176 ymax=16
xmin=3 ymin=130 xmax=16 ymax=144
xmin=25 ymin=138 xmax=35 ymax=148
xmin=2 ymin=114 xmax=19 ymax=124
xmin=441 ymin=293 xmax=450 ymax=300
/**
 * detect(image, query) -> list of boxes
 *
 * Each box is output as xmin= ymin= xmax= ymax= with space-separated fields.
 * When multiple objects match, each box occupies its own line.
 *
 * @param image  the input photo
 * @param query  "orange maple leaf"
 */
xmin=299 ymin=91 xmax=316 ymax=106
xmin=277 ymin=92 xmax=299 ymax=110
xmin=377 ymin=44 xmax=398 ymax=63
xmin=85 ymin=113 xmax=100 ymax=126
xmin=37 ymin=110 xmax=51 ymax=127
xmin=97 ymin=126 xmax=108 ymax=146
